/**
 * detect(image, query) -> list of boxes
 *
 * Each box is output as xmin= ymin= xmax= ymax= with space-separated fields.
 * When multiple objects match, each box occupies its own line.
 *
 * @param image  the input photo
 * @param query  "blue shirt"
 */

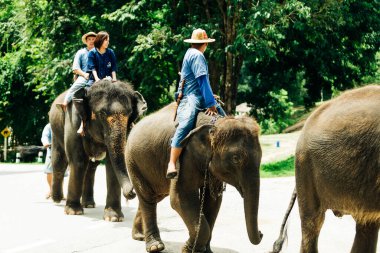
xmin=41 ymin=123 xmax=52 ymax=158
xmin=179 ymin=48 xmax=216 ymax=108
xmin=72 ymin=48 xmax=89 ymax=72
xmin=87 ymin=48 xmax=117 ymax=80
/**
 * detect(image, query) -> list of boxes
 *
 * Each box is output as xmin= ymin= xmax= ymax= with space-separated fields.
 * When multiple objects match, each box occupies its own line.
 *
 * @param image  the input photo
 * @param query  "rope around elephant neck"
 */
xmin=192 ymin=166 xmax=208 ymax=253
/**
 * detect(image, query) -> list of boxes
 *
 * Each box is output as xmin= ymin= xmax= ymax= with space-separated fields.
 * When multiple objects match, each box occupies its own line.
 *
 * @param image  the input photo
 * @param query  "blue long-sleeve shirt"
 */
xmin=197 ymin=75 xmax=216 ymax=108
xmin=178 ymin=48 xmax=216 ymax=109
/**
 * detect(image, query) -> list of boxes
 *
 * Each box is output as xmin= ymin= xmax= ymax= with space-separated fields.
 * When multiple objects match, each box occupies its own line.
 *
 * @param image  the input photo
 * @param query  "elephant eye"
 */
xmin=232 ymin=154 xmax=240 ymax=164
xmin=97 ymin=110 xmax=107 ymax=117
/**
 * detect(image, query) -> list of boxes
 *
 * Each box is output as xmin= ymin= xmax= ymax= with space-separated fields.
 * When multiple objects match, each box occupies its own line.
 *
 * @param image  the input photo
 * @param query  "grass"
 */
xmin=1 ymin=157 xmax=296 ymax=178
xmin=260 ymin=156 xmax=295 ymax=178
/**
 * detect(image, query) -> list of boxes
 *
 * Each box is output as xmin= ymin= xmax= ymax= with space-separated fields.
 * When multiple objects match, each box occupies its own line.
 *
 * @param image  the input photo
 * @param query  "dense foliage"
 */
xmin=0 ymin=0 xmax=379 ymax=145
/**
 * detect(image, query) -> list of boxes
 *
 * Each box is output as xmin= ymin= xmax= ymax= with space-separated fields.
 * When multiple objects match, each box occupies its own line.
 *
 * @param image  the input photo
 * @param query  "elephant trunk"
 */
xmin=243 ymin=177 xmax=263 ymax=245
xmin=106 ymin=114 xmax=134 ymax=199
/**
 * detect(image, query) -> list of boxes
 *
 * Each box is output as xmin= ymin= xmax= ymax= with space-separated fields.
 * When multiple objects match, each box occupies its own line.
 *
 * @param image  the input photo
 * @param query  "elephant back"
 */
xmin=296 ymin=84 xmax=380 ymax=219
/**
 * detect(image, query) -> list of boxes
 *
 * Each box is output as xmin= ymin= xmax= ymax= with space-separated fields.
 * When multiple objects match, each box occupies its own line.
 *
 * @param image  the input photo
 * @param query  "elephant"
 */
xmin=272 ymin=85 xmax=380 ymax=253
xmin=125 ymin=103 xmax=263 ymax=253
xmin=49 ymin=80 xmax=146 ymax=221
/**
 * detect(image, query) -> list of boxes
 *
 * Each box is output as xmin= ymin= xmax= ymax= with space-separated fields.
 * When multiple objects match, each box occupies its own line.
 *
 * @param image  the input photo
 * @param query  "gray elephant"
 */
xmin=272 ymin=85 xmax=380 ymax=253
xmin=125 ymin=103 xmax=263 ymax=253
xmin=49 ymin=80 xmax=146 ymax=221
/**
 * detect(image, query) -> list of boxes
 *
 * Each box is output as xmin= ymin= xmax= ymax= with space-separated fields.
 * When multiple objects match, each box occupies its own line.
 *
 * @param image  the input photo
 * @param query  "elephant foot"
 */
xmin=205 ymin=243 xmax=213 ymax=253
xmin=132 ymin=230 xmax=145 ymax=241
xmin=182 ymin=242 xmax=206 ymax=253
xmin=65 ymin=204 xmax=84 ymax=215
xmin=82 ymin=199 xmax=96 ymax=208
xmin=52 ymin=193 xmax=65 ymax=203
xmin=146 ymin=234 xmax=165 ymax=252
xmin=103 ymin=207 xmax=124 ymax=222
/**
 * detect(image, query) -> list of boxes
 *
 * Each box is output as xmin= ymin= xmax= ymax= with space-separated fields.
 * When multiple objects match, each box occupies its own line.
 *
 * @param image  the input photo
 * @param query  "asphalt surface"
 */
xmin=0 ymin=132 xmax=378 ymax=253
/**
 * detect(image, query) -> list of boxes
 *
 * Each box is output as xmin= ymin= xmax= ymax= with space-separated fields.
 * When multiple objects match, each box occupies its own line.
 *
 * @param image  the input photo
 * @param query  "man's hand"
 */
xmin=83 ymin=73 xmax=90 ymax=80
xmin=205 ymin=105 xmax=217 ymax=116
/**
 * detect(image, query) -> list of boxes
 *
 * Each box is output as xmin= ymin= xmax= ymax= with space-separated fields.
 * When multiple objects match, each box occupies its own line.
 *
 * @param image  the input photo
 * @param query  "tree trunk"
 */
xmin=217 ymin=0 xmax=243 ymax=115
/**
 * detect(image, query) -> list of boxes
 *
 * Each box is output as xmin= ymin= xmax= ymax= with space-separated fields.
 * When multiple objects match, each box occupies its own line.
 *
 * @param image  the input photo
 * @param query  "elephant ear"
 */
xmin=180 ymin=124 xmax=214 ymax=147
xmin=134 ymin=91 xmax=147 ymax=116
xmin=130 ymin=91 xmax=147 ymax=123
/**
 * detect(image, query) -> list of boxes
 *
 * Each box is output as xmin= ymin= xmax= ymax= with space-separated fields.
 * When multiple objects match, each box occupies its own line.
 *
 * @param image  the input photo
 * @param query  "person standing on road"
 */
xmin=41 ymin=123 xmax=67 ymax=199
xmin=41 ymin=123 xmax=53 ymax=199
xmin=166 ymin=28 xmax=226 ymax=179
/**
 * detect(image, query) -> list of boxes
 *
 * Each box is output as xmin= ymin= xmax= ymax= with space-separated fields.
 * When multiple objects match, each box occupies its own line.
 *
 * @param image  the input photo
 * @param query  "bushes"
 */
xmin=253 ymin=89 xmax=294 ymax=134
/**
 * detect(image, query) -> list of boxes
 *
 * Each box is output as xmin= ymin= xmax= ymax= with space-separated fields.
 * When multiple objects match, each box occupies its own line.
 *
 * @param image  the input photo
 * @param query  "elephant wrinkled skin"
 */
xmin=125 ymin=103 xmax=263 ymax=253
xmin=272 ymin=85 xmax=380 ymax=253
xmin=49 ymin=80 xmax=146 ymax=221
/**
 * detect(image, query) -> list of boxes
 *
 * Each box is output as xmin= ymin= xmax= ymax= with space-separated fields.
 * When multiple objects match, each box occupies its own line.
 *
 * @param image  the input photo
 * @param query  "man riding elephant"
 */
xmin=125 ymin=104 xmax=263 ymax=252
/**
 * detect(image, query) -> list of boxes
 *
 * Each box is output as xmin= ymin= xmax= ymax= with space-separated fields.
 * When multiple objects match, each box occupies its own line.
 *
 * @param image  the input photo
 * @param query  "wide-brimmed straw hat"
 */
xmin=184 ymin=29 xmax=215 ymax=43
xmin=81 ymin=32 xmax=97 ymax=44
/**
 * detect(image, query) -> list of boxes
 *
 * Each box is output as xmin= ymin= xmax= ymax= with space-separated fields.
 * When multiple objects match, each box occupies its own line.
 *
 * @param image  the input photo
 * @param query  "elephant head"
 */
xmin=183 ymin=115 xmax=263 ymax=245
xmin=76 ymin=80 xmax=147 ymax=198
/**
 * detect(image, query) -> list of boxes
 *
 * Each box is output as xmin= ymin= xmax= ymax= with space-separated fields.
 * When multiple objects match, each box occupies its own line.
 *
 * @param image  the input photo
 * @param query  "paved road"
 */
xmin=1 ymin=162 xmax=378 ymax=253
xmin=0 ymin=132 xmax=378 ymax=253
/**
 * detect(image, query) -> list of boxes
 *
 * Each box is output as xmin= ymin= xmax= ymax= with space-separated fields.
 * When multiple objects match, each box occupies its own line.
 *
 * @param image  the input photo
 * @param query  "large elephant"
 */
xmin=125 ymin=103 xmax=263 ymax=253
xmin=272 ymin=85 xmax=380 ymax=253
xmin=49 ymin=80 xmax=146 ymax=221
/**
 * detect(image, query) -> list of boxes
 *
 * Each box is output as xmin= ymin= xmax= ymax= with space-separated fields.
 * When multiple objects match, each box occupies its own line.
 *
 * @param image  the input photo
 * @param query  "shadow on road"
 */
xmin=46 ymin=202 xmax=137 ymax=228
xmin=159 ymin=241 xmax=239 ymax=253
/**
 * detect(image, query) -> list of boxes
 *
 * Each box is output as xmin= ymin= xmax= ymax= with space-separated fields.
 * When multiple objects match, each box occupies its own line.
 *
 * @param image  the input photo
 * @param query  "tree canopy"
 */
xmin=0 ymin=0 xmax=379 ymax=145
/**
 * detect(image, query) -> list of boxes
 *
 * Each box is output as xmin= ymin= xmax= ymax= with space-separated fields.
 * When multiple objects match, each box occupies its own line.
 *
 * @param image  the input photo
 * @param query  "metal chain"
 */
xmin=191 ymin=114 xmax=224 ymax=252
xmin=192 ymin=167 xmax=208 ymax=253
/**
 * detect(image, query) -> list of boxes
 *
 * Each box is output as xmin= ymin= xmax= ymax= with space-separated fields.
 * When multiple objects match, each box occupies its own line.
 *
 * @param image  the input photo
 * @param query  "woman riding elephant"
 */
xmin=125 ymin=104 xmax=263 ymax=252
xmin=49 ymin=79 xmax=146 ymax=221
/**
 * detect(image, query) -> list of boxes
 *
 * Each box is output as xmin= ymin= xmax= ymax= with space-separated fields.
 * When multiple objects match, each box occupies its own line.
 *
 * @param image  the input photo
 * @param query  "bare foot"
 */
xmin=45 ymin=192 xmax=51 ymax=199
xmin=77 ymin=125 xmax=85 ymax=136
xmin=166 ymin=162 xmax=177 ymax=179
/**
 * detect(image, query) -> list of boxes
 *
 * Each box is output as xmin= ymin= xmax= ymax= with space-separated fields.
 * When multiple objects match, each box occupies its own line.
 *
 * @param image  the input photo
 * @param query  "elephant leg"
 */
xmin=297 ymin=188 xmax=325 ymax=253
xmin=103 ymin=158 xmax=123 ymax=222
xmin=170 ymin=188 xmax=210 ymax=253
xmin=202 ymin=187 xmax=222 ymax=253
xmin=51 ymin=140 xmax=67 ymax=203
xmin=140 ymin=200 xmax=164 ymax=252
xmin=65 ymin=149 xmax=89 ymax=215
xmin=132 ymin=205 xmax=145 ymax=241
xmin=299 ymin=209 xmax=325 ymax=253
xmin=350 ymin=222 xmax=379 ymax=253
xmin=81 ymin=160 xmax=99 ymax=208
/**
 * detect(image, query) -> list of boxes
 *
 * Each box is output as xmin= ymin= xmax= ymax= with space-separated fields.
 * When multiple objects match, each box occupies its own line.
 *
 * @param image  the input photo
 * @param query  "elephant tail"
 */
xmin=271 ymin=188 xmax=297 ymax=253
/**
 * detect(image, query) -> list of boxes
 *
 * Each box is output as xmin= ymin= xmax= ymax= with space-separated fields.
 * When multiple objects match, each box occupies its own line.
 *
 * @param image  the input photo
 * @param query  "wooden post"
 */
xmin=3 ymin=136 xmax=7 ymax=161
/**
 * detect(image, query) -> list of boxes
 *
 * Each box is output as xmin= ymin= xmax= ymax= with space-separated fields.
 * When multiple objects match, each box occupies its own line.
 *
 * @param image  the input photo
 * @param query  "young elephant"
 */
xmin=49 ymin=80 xmax=146 ymax=221
xmin=125 ymin=103 xmax=263 ymax=253
xmin=272 ymin=85 xmax=380 ymax=253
